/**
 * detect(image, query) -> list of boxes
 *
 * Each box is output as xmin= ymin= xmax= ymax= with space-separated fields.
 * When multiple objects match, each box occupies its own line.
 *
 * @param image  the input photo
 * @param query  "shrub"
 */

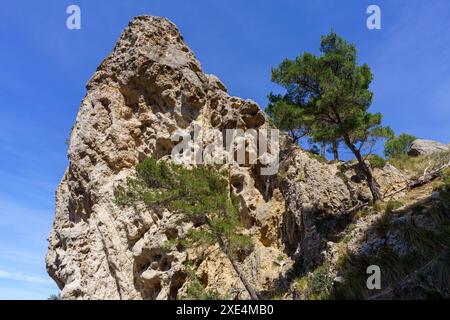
xmin=183 ymin=267 xmax=222 ymax=300
xmin=373 ymin=201 xmax=385 ymax=212
xmin=333 ymin=186 xmax=450 ymax=299
xmin=387 ymin=200 xmax=404 ymax=210
xmin=342 ymin=224 xmax=356 ymax=244
xmin=375 ymin=202 xmax=396 ymax=235
xmin=374 ymin=200 xmax=403 ymax=235
xmin=389 ymin=150 xmax=450 ymax=179
xmin=441 ymin=167 xmax=450 ymax=186
xmin=295 ymin=263 xmax=333 ymax=300
xmin=354 ymin=208 xmax=369 ymax=220
xmin=270 ymin=293 xmax=285 ymax=300
xmin=384 ymin=133 xmax=417 ymax=159
xmin=366 ymin=154 xmax=386 ymax=169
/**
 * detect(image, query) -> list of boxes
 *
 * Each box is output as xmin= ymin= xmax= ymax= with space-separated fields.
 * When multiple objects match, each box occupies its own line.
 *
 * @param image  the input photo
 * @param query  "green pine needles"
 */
xmin=384 ymin=133 xmax=417 ymax=159
xmin=115 ymin=157 xmax=258 ymax=299
xmin=116 ymin=157 xmax=229 ymax=217
xmin=268 ymin=31 xmax=394 ymax=201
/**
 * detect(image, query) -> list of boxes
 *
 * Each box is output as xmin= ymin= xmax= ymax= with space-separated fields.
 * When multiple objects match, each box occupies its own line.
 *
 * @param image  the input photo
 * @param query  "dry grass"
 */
xmin=332 ymin=175 xmax=450 ymax=299
xmin=389 ymin=150 xmax=450 ymax=179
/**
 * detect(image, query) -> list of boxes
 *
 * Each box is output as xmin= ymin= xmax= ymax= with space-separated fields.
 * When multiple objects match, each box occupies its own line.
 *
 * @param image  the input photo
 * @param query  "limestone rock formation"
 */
xmin=46 ymin=15 xmax=281 ymax=300
xmin=46 ymin=15 xmax=411 ymax=300
xmin=408 ymin=139 xmax=449 ymax=156
xmin=279 ymin=146 xmax=409 ymax=271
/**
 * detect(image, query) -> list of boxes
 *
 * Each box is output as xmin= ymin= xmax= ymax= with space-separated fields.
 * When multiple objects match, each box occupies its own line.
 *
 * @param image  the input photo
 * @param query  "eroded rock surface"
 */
xmin=46 ymin=15 xmax=410 ymax=300
xmin=278 ymin=146 xmax=409 ymax=271
xmin=408 ymin=139 xmax=449 ymax=156
xmin=46 ymin=16 xmax=282 ymax=300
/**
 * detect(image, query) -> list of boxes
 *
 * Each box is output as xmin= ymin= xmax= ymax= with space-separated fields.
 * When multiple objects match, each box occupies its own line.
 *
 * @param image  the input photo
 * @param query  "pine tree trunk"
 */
xmin=214 ymin=232 xmax=259 ymax=300
xmin=217 ymin=174 xmax=260 ymax=300
xmin=332 ymin=141 xmax=339 ymax=161
xmin=228 ymin=255 xmax=260 ymax=300
xmin=343 ymin=136 xmax=382 ymax=202
xmin=321 ymin=142 xmax=326 ymax=159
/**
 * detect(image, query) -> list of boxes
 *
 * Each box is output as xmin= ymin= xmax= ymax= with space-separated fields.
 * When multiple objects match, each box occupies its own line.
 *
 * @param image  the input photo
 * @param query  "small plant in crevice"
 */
xmin=294 ymin=263 xmax=334 ymax=300
xmin=182 ymin=266 xmax=223 ymax=300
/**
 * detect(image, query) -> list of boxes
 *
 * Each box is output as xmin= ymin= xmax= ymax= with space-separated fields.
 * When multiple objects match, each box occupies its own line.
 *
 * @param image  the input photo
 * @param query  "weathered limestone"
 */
xmin=408 ymin=139 xmax=449 ymax=156
xmin=46 ymin=15 xmax=411 ymax=300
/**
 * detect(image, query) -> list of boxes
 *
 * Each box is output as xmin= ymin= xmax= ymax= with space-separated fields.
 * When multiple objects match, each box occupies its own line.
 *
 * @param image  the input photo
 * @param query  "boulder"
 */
xmin=408 ymin=139 xmax=449 ymax=156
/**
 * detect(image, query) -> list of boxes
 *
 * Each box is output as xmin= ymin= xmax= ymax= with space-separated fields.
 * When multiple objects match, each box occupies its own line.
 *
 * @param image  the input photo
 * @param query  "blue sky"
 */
xmin=0 ymin=0 xmax=449 ymax=299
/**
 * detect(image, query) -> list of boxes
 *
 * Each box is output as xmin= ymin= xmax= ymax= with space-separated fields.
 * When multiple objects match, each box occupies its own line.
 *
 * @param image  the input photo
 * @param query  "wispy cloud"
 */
xmin=0 ymin=269 xmax=53 ymax=285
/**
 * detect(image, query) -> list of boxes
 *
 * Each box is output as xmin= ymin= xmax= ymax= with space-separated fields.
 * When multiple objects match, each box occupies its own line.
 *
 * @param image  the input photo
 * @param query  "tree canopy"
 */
xmin=384 ymin=133 xmax=417 ymax=159
xmin=268 ymin=32 xmax=393 ymax=200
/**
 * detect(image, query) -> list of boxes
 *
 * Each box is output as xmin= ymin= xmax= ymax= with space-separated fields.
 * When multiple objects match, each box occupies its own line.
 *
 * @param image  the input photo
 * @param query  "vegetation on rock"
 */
xmin=115 ymin=157 xmax=258 ymax=299
xmin=334 ymin=176 xmax=450 ymax=299
xmin=389 ymin=150 xmax=450 ymax=179
xmin=366 ymin=154 xmax=387 ymax=169
xmin=47 ymin=293 xmax=61 ymax=300
xmin=384 ymin=133 xmax=417 ymax=159
xmin=268 ymin=31 xmax=393 ymax=201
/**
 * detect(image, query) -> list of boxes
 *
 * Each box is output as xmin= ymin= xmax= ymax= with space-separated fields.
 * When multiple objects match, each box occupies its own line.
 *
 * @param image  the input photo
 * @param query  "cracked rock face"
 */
xmin=46 ymin=16 xmax=282 ymax=300
xmin=279 ymin=146 xmax=409 ymax=271
xmin=46 ymin=15 xmax=409 ymax=300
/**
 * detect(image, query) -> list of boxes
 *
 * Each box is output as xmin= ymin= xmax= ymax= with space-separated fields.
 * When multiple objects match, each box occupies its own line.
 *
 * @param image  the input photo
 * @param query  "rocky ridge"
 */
xmin=46 ymin=16 xmax=427 ymax=300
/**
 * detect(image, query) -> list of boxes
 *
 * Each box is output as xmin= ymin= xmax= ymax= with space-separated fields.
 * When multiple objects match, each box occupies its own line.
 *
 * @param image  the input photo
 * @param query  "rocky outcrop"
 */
xmin=46 ymin=15 xmax=285 ymax=300
xmin=46 ymin=15 xmax=411 ymax=300
xmin=279 ymin=146 xmax=409 ymax=271
xmin=408 ymin=139 xmax=449 ymax=156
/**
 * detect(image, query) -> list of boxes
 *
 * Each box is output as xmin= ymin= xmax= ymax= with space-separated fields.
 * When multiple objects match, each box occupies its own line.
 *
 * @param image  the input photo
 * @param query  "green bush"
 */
xmin=384 ymin=133 xmax=417 ymax=159
xmin=386 ymin=200 xmax=404 ymax=210
xmin=333 ymin=188 xmax=450 ymax=299
xmin=183 ymin=267 xmax=222 ymax=300
xmin=389 ymin=150 xmax=450 ymax=180
xmin=295 ymin=263 xmax=333 ymax=300
xmin=441 ymin=167 xmax=450 ymax=187
xmin=374 ymin=202 xmax=399 ymax=235
xmin=47 ymin=293 xmax=61 ymax=300
xmin=366 ymin=154 xmax=386 ymax=169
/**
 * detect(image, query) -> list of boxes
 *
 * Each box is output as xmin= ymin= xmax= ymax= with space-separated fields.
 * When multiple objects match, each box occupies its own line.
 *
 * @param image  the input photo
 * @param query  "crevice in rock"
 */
xmin=96 ymin=224 xmax=123 ymax=299
xmin=134 ymin=248 xmax=174 ymax=299
xmin=251 ymin=165 xmax=276 ymax=201
xmin=168 ymin=270 xmax=186 ymax=300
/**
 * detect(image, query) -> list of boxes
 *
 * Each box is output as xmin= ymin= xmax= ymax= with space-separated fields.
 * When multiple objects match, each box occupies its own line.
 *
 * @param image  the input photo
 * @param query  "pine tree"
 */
xmin=115 ymin=157 xmax=259 ymax=299
xmin=268 ymin=32 xmax=393 ymax=201
xmin=384 ymin=133 xmax=417 ymax=159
